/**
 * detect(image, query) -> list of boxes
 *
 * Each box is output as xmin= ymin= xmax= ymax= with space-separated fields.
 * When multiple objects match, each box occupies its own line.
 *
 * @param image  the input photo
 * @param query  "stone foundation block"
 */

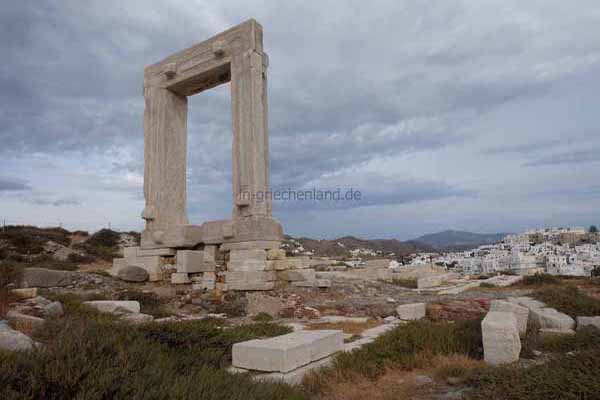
xmin=227 ymin=260 xmax=268 ymax=272
xmin=482 ymin=311 xmax=521 ymax=365
xmin=225 ymin=271 xmax=275 ymax=283
xmin=171 ymin=272 xmax=191 ymax=284
xmin=138 ymin=248 xmax=177 ymax=257
xmin=228 ymin=281 xmax=275 ymax=291
xmin=396 ymin=303 xmax=426 ymax=320
xmin=232 ymin=330 xmax=343 ymax=373
xmin=176 ymin=250 xmax=215 ymax=273
xmin=287 ymin=257 xmax=310 ymax=269
xmin=229 ymin=249 xmax=267 ymax=262
xmin=277 ymin=269 xmax=316 ymax=282
xmin=83 ymin=301 xmax=140 ymax=314
xmin=490 ymin=300 xmax=529 ymax=335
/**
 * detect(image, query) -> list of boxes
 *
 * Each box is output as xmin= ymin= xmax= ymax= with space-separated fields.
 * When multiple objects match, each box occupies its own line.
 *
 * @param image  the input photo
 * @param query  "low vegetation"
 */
xmin=522 ymin=273 xmax=560 ymax=286
xmin=533 ymin=285 xmax=600 ymax=317
xmin=391 ymin=278 xmax=418 ymax=288
xmin=0 ymin=306 xmax=302 ymax=400
xmin=303 ymin=319 xmax=482 ymax=394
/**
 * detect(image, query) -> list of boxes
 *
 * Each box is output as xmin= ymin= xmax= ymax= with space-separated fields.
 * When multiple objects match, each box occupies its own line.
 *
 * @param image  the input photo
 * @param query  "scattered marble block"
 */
xmin=227 ymin=260 xmax=268 ymax=272
xmin=577 ymin=316 xmax=600 ymax=330
xmin=229 ymin=249 xmax=267 ymax=262
xmin=490 ymin=300 xmax=529 ymax=335
xmin=530 ymin=307 xmax=575 ymax=331
xmin=171 ymin=272 xmax=191 ymax=285
xmin=396 ymin=303 xmax=426 ymax=320
xmin=232 ymin=330 xmax=343 ymax=373
xmin=6 ymin=311 xmax=45 ymax=331
xmin=482 ymin=311 xmax=521 ymax=365
xmin=83 ymin=301 xmax=140 ymax=314
xmin=539 ymin=328 xmax=575 ymax=337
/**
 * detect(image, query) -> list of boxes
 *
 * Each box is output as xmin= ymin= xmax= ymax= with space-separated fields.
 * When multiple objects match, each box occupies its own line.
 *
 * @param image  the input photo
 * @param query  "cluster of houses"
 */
xmin=423 ymin=227 xmax=600 ymax=277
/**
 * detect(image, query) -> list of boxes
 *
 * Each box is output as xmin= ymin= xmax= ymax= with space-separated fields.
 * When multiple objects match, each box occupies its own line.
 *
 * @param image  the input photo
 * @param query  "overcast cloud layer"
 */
xmin=1 ymin=0 xmax=599 ymax=239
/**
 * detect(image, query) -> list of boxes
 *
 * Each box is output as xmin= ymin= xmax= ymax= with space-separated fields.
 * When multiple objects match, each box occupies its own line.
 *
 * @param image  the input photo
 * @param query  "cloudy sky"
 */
xmin=1 ymin=1 xmax=599 ymax=239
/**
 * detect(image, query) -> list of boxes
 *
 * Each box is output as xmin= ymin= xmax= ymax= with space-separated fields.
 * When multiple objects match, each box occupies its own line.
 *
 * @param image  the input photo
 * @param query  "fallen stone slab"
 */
xmin=6 ymin=311 xmax=45 ymax=331
xmin=120 ymin=313 xmax=154 ymax=324
xmin=507 ymin=296 xmax=545 ymax=310
xmin=232 ymin=329 xmax=343 ymax=373
xmin=539 ymin=328 xmax=576 ymax=337
xmin=229 ymin=354 xmax=334 ymax=385
xmin=83 ymin=300 xmax=140 ymax=314
xmin=438 ymin=281 xmax=481 ymax=295
xmin=291 ymin=279 xmax=331 ymax=288
xmin=530 ymin=307 xmax=575 ymax=331
xmin=11 ymin=288 xmax=38 ymax=299
xmin=577 ymin=316 xmax=600 ymax=330
xmin=0 ymin=320 xmax=36 ymax=351
xmin=482 ymin=311 xmax=521 ymax=365
xmin=117 ymin=265 xmax=149 ymax=282
xmin=21 ymin=268 xmax=76 ymax=288
xmin=490 ymin=300 xmax=529 ymax=335
xmin=396 ymin=303 xmax=426 ymax=320
xmin=320 ymin=316 xmax=370 ymax=324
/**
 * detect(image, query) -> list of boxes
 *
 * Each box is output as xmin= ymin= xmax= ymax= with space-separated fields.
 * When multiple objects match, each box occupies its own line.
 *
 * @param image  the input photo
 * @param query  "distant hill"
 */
xmin=284 ymin=235 xmax=435 ymax=258
xmin=413 ymin=230 xmax=508 ymax=251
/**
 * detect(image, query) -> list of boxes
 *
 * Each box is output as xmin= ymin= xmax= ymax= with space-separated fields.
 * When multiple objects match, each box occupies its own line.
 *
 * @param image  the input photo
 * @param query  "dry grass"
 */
xmin=432 ymin=354 xmax=485 ymax=382
xmin=0 ymin=288 xmax=19 ymax=319
xmin=305 ymin=319 xmax=382 ymax=335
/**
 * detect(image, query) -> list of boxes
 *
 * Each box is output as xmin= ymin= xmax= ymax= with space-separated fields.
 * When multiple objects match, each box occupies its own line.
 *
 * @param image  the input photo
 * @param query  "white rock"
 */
xmin=577 ymin=316 xmax=600 ymax=330
xmin=43 ymin=301 xmax=64 ymax=317
xmin=0 ymin=321 xmax=35 ymax=351
xmin=530 ymin=307 xmax=575 ymax=331
xmin=233 ymin=329 xmax=343 ymax=373
xmin=482 ymin=311 xmax=521 ymax=365
xmin=396 ymin=303 xmax=426 ymax=320
xmin=490 ymin=300 xmax=529 ymax=335
xmin=120 ymin=313 xmax=154 ymax=324
xmin=11 ymin=288 xmax=38 ymax=299
xmin=83 ymin=300 xmax=140 ymax=314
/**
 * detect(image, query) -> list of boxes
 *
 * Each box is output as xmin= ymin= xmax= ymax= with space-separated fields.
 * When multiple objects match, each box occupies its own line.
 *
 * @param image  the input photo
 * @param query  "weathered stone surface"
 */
xmin=120 ymin=313 xmax=154 ymax=324
xmin=138 ymin=247 xmax=177 ymax=257
xmin=507 ymin=296 xmax=545 ymax=310
xmin=277 ymin=269 xmax=316 ymax=282
xmin=246 ymin=293 xmax=286 ymax=317
xmin=530 ymin=307 xmax=575 ymax=331
xmin=227 ymin=260 xmax=268 ymax=272
xmin=176 ymin=250 xmax=215 ymax=273
xmin=230 ymin=249 xmax=267 ymax=262
xmin=109 ymin=258 xmax=127 ymax=277
xmin=287 ymin=257 xmax=310 ymax=269
xmin=577 ymin=316 xmax=600 ymax=330
xmin=171 ymin=272 xmax=191 ymax=284
xmin=396 ymin=303 xmax=426 ymax=320
xmin=232 ymin=330 xmax=343 ymax=372
xmin=124 ymin=246 xmax=140 ymax=259
xmin=30 ymin=296 xmax=51 ymax=307
xmin=267 ymin=249 xmax=286 ymax=260
xmin=117 ymin=266 xmax=149 ymax=282
xmin=6 ymin=311 xmax=45 ymax=332
xmin=539 ymin=328 xmax=575 ymax=337
xmin=291 ymin=279 xmax=331 ymax=288
xmin=83 ymin=301 xmax=140 ymax=314
xmin=482 ymin=311 xmax=521 ymax=365
xmin=21 ymin=268 xmax=75 ymax=288
xmin=228 ymin=281 xmax=275 ymax=291
xmin=11 ymin=288 xmax=38 ymax=299
xmin=225 ymin=271 xmax=275 ymax=283
xmin=0 ymin=321 xmax=35 ymax=351
xmin=43 ymin=301 xmax=64 ymax=317
xmin=490 ymin=300 xmax=529 ymax=335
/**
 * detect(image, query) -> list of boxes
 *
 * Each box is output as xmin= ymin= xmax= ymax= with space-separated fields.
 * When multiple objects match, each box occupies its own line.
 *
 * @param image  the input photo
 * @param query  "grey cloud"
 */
xmin=523 ymin=148 xmax=600 ymax=167
xmin=0 ymin=178 xmax=30 ymax=191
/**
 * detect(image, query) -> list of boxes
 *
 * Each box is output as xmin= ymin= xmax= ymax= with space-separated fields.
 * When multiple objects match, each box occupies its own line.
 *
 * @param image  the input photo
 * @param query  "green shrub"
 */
xmin=252 ymin=312 xmax=274 ymax=322
xmin=303 ymin=319 xmax=482 ymax=393
xmin=533 ymin=285 xmax=600 ymax=318
xmin=479 ymin=282 xmax=495 ymax=288
xmin=0 ymin=317 xmax=302 ymax=400
xmin=117 ymin=289 xmax=172 ymax=318
xmin=468 ymin=348 xmax=600 ymax=400
xmin=522 ymin=273 xmax=560 ymax=286
xmin=0 ymin=262 xmax=22 ymax=287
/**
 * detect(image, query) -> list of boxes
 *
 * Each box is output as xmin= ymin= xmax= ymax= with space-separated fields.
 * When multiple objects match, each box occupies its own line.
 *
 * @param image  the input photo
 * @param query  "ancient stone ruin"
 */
xmin=111 ymin=20 xmax=321 ymax=291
